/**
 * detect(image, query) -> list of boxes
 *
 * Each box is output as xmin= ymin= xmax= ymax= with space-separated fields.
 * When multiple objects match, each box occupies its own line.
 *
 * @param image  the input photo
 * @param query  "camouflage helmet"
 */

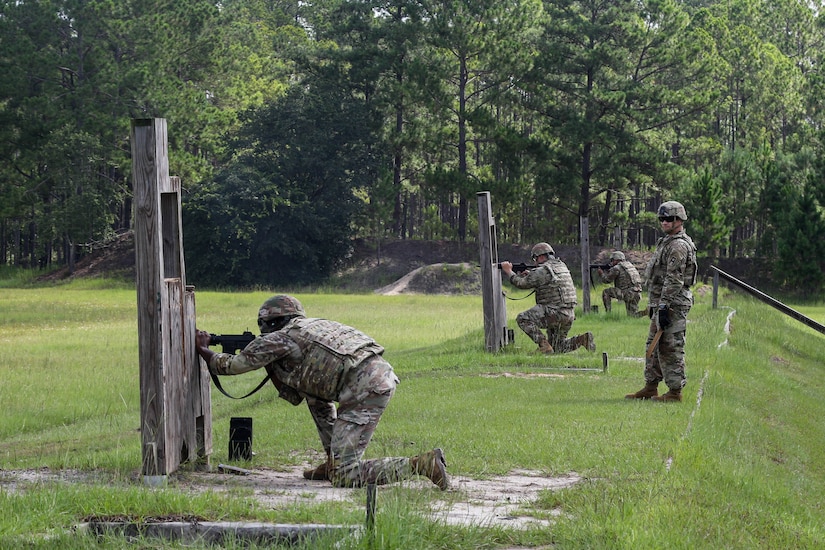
xmin=258 ymin=294 xmax=305 ymax=322
xmin=531 ymin=242 xmax=555 ymax=259
xmin=657 ymin=201 xmax=688 ymax=221
xmin=610 ymin=251 xmax=625 ymax=261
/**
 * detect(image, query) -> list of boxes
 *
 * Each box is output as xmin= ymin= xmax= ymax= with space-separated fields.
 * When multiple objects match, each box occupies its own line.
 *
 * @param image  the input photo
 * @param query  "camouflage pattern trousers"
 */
xmin=306 ymin=355 xmax=415 ymax=488
xmin=516 ymin=304 xmax=580 ymax=352
xmin=644 ymin=316 xmax=687 ymax=391
xmin=602 ymin=287 xmax=643 ymax=316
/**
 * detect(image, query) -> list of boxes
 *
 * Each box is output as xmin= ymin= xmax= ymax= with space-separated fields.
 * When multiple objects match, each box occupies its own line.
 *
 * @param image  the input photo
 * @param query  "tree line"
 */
xmin=1 ymin=0 xmax=824 ymax=292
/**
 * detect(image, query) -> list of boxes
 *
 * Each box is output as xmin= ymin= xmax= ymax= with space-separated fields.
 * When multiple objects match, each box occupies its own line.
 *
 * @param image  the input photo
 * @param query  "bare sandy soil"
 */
xmin=184 ymin=464 xmax=580 ymax=530
xmin=0 ymin=464 xmax=580 ymax=531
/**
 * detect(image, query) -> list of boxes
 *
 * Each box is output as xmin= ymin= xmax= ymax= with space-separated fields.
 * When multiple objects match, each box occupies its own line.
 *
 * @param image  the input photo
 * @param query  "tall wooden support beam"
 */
xmin=580 ymin=217 xmax=592 ymax=313
xmin=477 ymin=192 xmax=508 ymax=352
xmin=131 ymin=118 xmax=212 ymax=481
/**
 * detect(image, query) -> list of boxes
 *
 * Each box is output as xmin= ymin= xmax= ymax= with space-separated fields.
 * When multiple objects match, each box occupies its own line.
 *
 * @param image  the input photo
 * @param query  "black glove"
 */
xmin=648 ymin=306 xmax=655 ymax=319
xmin=658 ymin=305 xmax=670 ymax=329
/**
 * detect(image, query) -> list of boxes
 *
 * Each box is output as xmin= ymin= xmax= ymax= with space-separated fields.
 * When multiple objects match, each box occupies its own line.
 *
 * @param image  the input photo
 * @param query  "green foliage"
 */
xmin=718 ymin=148 xmax=761 ymax=207
xmin=3 ymin=0 xmax=825 ymax=280
xmin=526 ymin=0 xmax=720 ymax=242
xmin=774 ymin=183 xmax=825 ymax=293
xmin=183 ymin=71 xmax=386 ymax=286
xmin=0 ymin=0 xmax=290 ymax=268
xmin=679 ymin=168 xmax=731 ymax=257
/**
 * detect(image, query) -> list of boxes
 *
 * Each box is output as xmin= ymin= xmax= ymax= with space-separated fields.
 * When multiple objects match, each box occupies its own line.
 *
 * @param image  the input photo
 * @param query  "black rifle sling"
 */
xmin=209 ymin=370 xmax=271 ymax=400
xmin=503 ymin=289 xmax=536 ymax=301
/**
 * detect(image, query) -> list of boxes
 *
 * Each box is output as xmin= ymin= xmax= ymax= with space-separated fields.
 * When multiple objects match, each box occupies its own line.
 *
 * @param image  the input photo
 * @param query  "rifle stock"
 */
xmin=646 ymin=329 xmax=663 ymax=358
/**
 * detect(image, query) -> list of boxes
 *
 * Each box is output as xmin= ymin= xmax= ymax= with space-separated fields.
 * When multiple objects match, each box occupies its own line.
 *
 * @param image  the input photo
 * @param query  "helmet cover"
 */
xmin=531 ymin=242 xmax=555 ymax=258
xmin=657 ymin=201 xmax=687 ymax=221
xmin=258 ymin=294 xmax=306 ymax=322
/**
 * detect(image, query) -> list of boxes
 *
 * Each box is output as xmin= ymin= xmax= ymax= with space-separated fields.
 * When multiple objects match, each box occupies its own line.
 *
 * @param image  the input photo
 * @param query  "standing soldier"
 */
xmin=625 ymin=201 xmax=697 ymax=402
xmin=598 ymin=251 xmax=645 ymax=317
xmin=195 ymin=295 xmax=449 ymax=490
xmin=500 ymin=242 xmax=595 ymax=354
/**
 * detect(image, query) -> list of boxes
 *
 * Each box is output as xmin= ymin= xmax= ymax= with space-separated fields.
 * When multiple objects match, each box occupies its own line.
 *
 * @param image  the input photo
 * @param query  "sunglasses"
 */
xmin=257 ymin=318 xmax=278 ymax=328
xmin=658 ymin=216 xmax=676 ymax=222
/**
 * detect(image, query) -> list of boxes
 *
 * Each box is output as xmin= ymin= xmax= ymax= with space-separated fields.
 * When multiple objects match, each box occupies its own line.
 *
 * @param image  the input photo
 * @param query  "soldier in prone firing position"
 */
xmin=195 ymin=294 xmax=449 ymax=490
xmin=598 ymin=251 xmax=646 ymax=317
xmin=500 ymin=242 xmax=596 ymax=355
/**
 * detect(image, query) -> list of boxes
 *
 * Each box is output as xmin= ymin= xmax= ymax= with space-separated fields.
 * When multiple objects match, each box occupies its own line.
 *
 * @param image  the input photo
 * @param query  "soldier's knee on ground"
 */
xmin=327 ymin=458 xmax=361 ymax=488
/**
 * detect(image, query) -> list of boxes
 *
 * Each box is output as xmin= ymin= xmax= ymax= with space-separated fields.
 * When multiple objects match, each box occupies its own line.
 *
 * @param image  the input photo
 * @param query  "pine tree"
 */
xmin=776 ymin=183 xmax=825 ymax=293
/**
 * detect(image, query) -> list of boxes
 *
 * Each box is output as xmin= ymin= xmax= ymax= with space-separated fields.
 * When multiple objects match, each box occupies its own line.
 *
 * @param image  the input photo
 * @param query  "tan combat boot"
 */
xmin=651 ymin=388 xmax=682 ymax=402
xmin=625 ymin=383 xmax=659 ymax=400
xmin=303 ymin=453 xmax=331 ymax=481
xmin=535 ymin=338 xmax=554 ymax=354
xmin=411 ymin=448 xmax=449 ymax=490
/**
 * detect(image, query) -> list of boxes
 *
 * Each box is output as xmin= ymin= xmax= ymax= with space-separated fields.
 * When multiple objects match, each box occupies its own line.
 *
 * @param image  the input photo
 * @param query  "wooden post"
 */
xmin=580 ymin=216 xmax=592 ymax=313
xmin=366 ymin=483 xmax=377 ymax=530
xmin=132 ymin=118 xmax=212 ymax=482
xmin=477 ymin=192 xmax=508 ymax=352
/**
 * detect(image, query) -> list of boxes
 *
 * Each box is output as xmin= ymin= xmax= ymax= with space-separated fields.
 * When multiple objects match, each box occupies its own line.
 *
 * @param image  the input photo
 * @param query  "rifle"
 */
xmin=209 ymin=331 xmax=256 ymax=354
xmin=588 ymin=263 xmax=612 ymax=286
xmin=496 ymin=262 xmax=532 ymax=273
xmin=206 ymin=331 xmax=276 ymax=399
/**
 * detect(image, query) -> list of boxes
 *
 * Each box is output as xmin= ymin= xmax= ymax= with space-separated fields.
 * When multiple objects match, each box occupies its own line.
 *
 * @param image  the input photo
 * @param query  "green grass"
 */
xmin=2 ymin=280 xmax=825 ymax=548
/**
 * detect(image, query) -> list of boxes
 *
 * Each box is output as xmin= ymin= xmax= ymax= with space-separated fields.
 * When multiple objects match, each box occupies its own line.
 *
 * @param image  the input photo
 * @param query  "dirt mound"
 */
xmin=38 ymin=231 xmax=135 ymax=282
xmin=374 ymin=262 xmax=481 ymax=295
xmin=35 ymin=233 xmax=668 ymax=293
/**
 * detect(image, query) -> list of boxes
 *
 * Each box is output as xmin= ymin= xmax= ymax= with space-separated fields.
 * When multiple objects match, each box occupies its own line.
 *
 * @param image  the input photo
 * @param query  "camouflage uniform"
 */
xmin=600 ymin=260 xmax=644 ymax=316
xmin=508 ymin=256 xmax=589 ymax=352
xmin=644 ymin=230 xmax=698 ymax=392
xmin=208 ymin=318 xmax=422 ymax=488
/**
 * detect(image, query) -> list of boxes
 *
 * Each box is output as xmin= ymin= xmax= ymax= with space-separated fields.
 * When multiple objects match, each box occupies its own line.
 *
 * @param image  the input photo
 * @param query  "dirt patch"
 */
xmin=38 ymin=231 xmax=136 ymax=282
xmin=374 ymin=262 xmax=482 ymax=295
xmin=1 ymin=465 xmax=579 ymax=530
xmin=434 ymin=470 xmax=579 ymax=528
xmin=480 ymin=372 xmax=567 ymax=379
xmin=180 ymin=465 xmax=578 ymax=529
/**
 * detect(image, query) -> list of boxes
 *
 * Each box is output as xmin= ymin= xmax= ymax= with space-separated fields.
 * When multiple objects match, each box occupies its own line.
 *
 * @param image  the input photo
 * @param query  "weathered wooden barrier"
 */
xmin=477 ymin=192 xmax=510 ymax=352
xmin=132 ymin=118 xmax=212 ymax=482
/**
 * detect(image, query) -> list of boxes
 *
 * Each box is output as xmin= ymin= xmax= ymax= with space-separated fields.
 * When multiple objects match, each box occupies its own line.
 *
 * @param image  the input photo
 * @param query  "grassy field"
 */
xmin=1 ymin=277 xmax=825 ymax=548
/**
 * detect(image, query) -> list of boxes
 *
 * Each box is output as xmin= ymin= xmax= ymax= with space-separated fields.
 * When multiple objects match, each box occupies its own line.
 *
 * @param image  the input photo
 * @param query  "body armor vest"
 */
xmin=280 ymin=318 xmax=383 ymax=400
xmin=535 ymin=259 xmax=577 ymax=308
xmin=647 ymin=232 xmax=698 ymax=307
xmin=617 ymin=260 xmax=643 ymax=291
